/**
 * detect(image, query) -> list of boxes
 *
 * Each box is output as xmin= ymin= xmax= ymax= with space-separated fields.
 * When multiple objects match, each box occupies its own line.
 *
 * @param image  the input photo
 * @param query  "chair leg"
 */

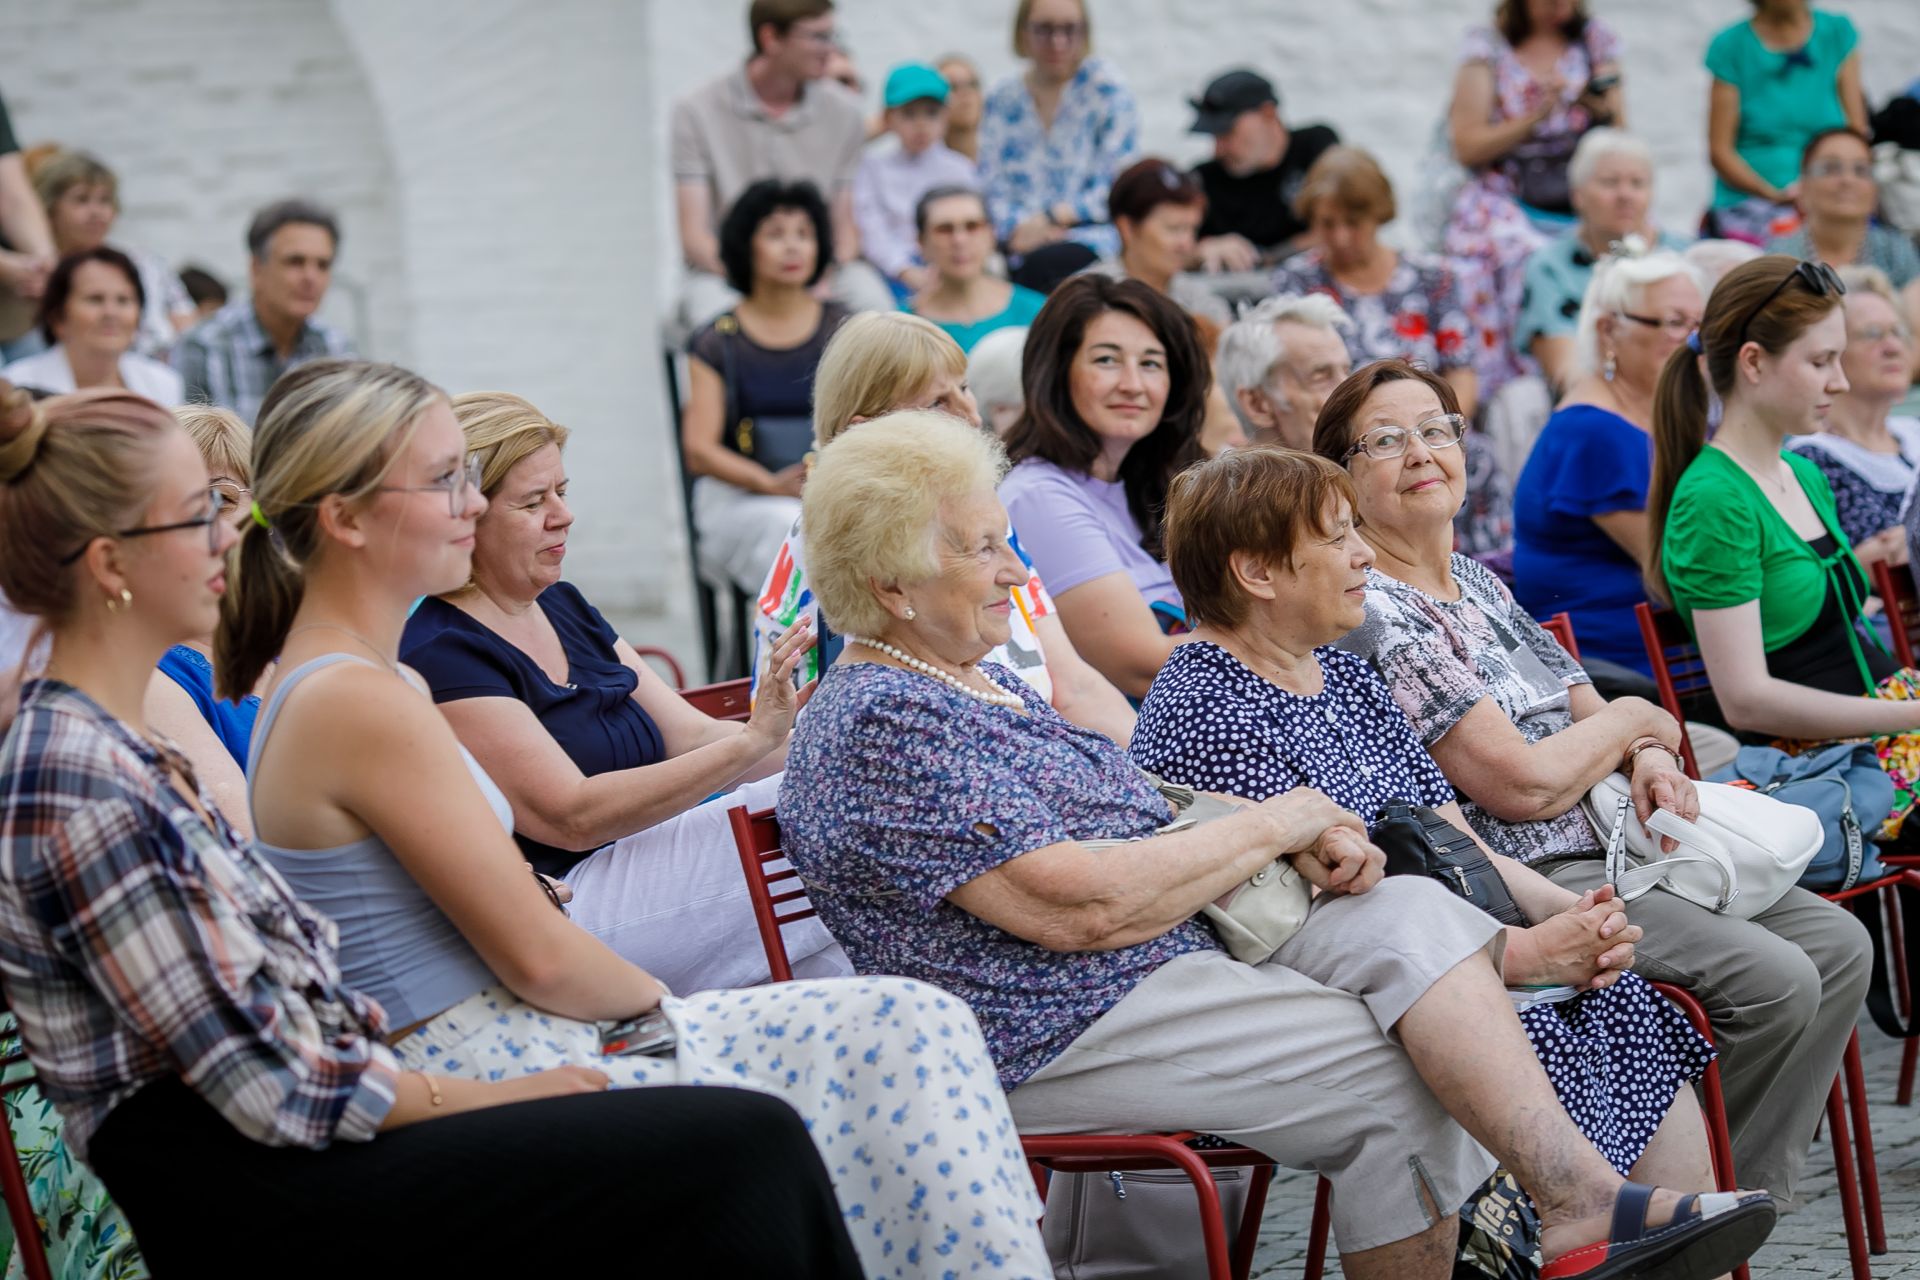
xmin=1028 ymin=1160 xmax=1049 ymax=1204
xmin=1162 ymin=1141 xmax=1237 ymax=1280
xmin=1826 ymin=1078 xmax=1874 ymax=1280
xmin=1230 ymin=1163 xmax=1273 ymax=1280
xmin=1888 ymin=883 xmax=1917 ymax=1106
xmin=1901 ymin=1036 xmax=1917 ymax=1108
xmin=1302 ymin=1176 xmax=1331 ymax=1280
xmin=0 ymin=1104 xmax=51 ymax=1280
xmin=1842 ymin=1033 xmax=1887 ymax=1254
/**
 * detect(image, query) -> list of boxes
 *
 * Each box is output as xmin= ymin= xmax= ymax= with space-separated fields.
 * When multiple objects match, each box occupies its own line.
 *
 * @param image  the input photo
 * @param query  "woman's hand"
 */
xmin=746 ymin=618 xmax=815 ymax=751
xmin=1505 ymin=886 xmax=1641 ymax=990
xmin=761 ymin=461 xmax=808 ymax=498
xmin=1008 ymin=212 xmax=1065 ymax=255
xmin=1854 ymin=526 xmax=1907 ymax=569
xmin=1630 ymin=751 xmax=1698 ymax=854
xmin=1197 ymin=234 xmax=1258 ymax=275
xmin=1291 ymin=825 xmax=1385 ymax=897
xmin=1527 ymin=71 xmax=1569 ymax=125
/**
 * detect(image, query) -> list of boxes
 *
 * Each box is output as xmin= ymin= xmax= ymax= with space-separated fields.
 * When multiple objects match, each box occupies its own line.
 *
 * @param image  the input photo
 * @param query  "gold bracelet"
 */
xmin=1624 ymin=738 xmax=1675 ymax=776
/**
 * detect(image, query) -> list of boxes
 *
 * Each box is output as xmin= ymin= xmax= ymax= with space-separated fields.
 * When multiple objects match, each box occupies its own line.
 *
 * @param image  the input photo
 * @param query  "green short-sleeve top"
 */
xmin=1703 ymin=10 xmax=1858 ymax=210
xmin=1662 ymin=446 xmax=1862 ymax=650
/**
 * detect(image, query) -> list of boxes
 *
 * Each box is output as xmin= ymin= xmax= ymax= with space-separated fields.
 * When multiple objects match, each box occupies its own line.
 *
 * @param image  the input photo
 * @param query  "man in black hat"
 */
xmin=1188 ymin=69 xmax=1339 ymax=273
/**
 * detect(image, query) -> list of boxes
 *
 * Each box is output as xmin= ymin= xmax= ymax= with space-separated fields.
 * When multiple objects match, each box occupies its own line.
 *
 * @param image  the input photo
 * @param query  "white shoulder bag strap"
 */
xmin=1602 ymin=795 xmax=1740 ymax=913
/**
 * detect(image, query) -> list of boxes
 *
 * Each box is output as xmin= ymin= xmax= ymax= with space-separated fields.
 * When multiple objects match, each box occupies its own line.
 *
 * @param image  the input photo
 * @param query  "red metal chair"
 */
xmin=680 ymin=676 xmax=752 ymax=722
xmin=1541 ymin=612 xmax=1579 ymax=660
xmin=727 ymin=804 xmax=1319 ymax=1280
xmin=631 ymin=644 xmax=688 ymax=690
xmin=1635 ymin=601 xmax=1908 ymax=1276
xmin=1870 ymin=560 xmax=1919 ymax=670
xmin=0 ymin=1017 xmax=54 ymax=1280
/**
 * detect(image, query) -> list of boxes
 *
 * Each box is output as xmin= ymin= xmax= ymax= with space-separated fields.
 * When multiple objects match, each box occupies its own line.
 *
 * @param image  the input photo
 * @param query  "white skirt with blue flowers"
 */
xmin=395 ymin=977 xmax=1050 ymax=1279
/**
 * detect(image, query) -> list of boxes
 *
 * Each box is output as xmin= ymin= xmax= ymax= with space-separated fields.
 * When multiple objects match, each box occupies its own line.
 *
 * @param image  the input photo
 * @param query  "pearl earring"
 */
xmin=105 ymin=588 xmax=133 ymax=613
xmin=904 ymin=606 xmax=917 ymax=621
xmin=1603 ymin=352 xmax=1617 ymax=381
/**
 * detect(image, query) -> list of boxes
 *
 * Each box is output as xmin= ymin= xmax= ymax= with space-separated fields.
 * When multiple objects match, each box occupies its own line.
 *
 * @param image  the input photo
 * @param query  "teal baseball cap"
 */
xmin=884 ymin=63 xmax=950 ymax=109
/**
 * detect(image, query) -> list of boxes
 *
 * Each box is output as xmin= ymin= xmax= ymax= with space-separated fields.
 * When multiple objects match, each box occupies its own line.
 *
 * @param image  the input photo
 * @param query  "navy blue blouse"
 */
xmin=401 ymin=582 xmax=666 ymax=877
xmin=156 ymin=644 xmax=259 ymax=769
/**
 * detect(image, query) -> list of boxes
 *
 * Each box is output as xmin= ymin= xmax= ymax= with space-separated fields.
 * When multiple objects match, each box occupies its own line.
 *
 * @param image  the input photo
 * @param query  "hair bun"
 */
xmin=0 ymin=381 xmax=51 ymax=483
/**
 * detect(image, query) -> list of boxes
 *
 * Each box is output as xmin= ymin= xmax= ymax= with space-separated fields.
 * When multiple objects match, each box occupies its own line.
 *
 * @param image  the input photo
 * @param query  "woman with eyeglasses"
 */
xmin=1784 ymin=265 xmax=1920 ymax=567
xmin=937 ymin=54 xmax=985 ymax=162
xmin=1652 ymin=256 xmax=1920 ymax=815
xmin=218 ymin=358 xmax=1054 ymax=1280
xmin=135 ymin=405 xmax=263 ymax=837
xmin=0 ymin=382 xmax=868 ymax=1276
xmin=1767 ymin=129 xmax=1920 ymax=340
xmin=977 ymin=0 xmax=1141 ymax=290
xmin=1512 ymin=246 xmax=1705 ymax=675
xmin=1321 ymin=355 xmax=1874 ymax=1218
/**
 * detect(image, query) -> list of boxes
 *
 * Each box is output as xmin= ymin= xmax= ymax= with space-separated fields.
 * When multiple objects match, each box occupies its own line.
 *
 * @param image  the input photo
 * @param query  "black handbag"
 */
xmin=715 ymin=314 xmax=816 ymax=473
xmin=1369 ymin=800 xmax=1527 ymax=927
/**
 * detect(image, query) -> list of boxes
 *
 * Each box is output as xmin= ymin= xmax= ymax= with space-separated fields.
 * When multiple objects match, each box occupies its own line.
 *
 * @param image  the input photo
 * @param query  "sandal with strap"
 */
xmin=1540 ymin=1183 xmax=1776 ymax=1280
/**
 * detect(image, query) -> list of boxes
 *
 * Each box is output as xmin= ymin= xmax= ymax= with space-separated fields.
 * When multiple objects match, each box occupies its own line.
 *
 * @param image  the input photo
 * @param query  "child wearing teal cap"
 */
xmin=853 ymin=63 xmax=979 ymax=296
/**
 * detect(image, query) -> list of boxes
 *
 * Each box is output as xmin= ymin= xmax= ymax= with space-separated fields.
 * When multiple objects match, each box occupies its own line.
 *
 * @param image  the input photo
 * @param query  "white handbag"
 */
xmin=1579 ymin=772 xmax=1823 ymax=919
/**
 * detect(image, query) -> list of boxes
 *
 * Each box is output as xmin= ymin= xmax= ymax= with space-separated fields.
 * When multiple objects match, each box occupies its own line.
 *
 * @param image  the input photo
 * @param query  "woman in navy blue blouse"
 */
xmin=1129 ymin=446 xmax=1722 ymax=1233
xmin=401 ymin=391 xmax=847 ymax=992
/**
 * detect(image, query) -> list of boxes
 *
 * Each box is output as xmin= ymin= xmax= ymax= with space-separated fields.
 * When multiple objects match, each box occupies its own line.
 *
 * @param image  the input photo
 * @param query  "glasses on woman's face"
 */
xmin=1340 ymin=413 xmax=1467 ymax=464
xmin=58 ymin=487 xmax=229 ymax=566
xmin=1850 ymin=322 xmax=1913 ymax=347
xmin=1026 ymin=20 xmax=1085 ymax=44
xmin=1618 ymin=311 xmax=1703 ymax=338
xmin=1807 ymin=160 xmax=1874 ymax=182
xmin=376 ymin=454 xmax=484 ymax=518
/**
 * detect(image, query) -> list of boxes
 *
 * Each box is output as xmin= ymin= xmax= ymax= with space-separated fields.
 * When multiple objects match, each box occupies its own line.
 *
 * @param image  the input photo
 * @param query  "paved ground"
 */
xmin=1246 ymin=1021 xmax=1919 ymax=1279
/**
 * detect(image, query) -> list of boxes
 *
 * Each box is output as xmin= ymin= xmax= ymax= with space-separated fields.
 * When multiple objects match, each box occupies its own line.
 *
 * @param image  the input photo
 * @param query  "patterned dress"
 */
xmin=1270 ymin=251 xmax=1513 ymax=555
xmin=1443 ymin=20 xmax=1624 ymax=393
xmin=1787 ymin=420 xmax=1920 ymax=548
xmin=1129 ymin=641 xmax=1714 ymax=1181
xmin=977 ymin=57 xmax=1140 ymax=259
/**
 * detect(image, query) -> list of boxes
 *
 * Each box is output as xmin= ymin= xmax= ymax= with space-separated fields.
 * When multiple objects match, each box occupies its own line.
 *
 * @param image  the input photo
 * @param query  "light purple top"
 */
xmin=851 ymin=141 xmax=980 ymax=278
xmin=998 ymin=457 xmax=1181 ymax=609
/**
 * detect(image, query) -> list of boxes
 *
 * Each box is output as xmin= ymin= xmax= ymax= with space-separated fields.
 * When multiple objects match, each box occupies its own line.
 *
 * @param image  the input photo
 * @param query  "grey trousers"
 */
xmin=1008 ymin=878 xmax=1502 ymax=1254
xmin=1541 ymin=860 xmax=1872 ymax=1204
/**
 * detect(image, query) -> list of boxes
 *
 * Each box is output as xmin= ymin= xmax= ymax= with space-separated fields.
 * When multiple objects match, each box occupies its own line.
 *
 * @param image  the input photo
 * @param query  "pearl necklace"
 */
xmin=844 ymin=637 xmax=1026 ymax=708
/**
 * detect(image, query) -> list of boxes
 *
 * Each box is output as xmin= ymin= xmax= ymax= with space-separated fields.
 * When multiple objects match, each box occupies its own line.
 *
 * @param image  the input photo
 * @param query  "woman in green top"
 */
xmin=1704 ymin=0 xmax=1867 ymax=245
xmin=1648 ymin=256 xmax=1920 ymax=810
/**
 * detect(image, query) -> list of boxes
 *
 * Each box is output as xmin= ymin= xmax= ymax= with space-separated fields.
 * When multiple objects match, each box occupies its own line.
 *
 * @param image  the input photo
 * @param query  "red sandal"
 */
xmin=1540 ymin=1183 xmax=1776 ymax=1279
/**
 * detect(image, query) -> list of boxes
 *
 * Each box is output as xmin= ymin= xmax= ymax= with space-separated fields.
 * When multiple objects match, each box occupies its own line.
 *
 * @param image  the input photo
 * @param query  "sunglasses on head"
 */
xmin=1736 ymin=260 xmax=1844 ymax=349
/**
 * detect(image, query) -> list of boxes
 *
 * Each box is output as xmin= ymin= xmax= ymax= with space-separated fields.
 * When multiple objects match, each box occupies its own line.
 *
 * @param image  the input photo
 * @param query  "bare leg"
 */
xmin=1341 ymin=1179 xmax=1457 ymax=1280
xmin=1395 ymin=953 xmax=1728 ymax=1261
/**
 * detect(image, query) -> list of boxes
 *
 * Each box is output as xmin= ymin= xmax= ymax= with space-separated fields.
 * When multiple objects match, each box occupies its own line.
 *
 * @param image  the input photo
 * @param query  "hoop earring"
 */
xmin=104 ymin=588 xmax=133 ymax=614
xmin=1603 ymin=352 xmax=1617 ymax=381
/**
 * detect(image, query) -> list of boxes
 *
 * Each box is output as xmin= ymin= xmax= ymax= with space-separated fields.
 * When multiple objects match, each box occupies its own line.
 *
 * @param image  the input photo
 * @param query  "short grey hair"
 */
xmin=247 ymin=198 xmax=340 ymax=262
xmin=1682 ymin=238 xmax=1762 ymax=290
xmin=965 ymin=326 xmax=1028 ymax=418
xmin=1837 ymin=264 xmax=1898 ymax=307
xmin=1214 ymin=293 xmax=1352 ymax=431
xmin=1569 ymin=127 xmax=1653 ymax=194
xmin=1574 ymin=241 xmax=1704 ymax=377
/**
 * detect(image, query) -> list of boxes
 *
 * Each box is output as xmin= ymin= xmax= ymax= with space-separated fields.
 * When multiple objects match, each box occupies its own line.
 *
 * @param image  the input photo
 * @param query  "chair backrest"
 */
xmin=1871 ymin=558 xmax=1919 ymax=670
xmin=631 ymin=644 xmax=688 ymax=690
xmin=1541 ymin=611 xmax=1580 ymax=662
xmin=1633 ymin=602 xmax=1704 ymax=780
xmin=728 ymin=805 xmax=818 ymax=983
xmin=681 ymin=677 xmax=752 ymax=722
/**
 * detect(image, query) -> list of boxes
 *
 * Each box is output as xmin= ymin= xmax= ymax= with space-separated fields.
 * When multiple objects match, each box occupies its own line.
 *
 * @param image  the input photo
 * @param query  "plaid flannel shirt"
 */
xmin=173 ymin=299 xmax=355 ymax=425
xmin=0 ymin=681 xmax=397 ymax=1159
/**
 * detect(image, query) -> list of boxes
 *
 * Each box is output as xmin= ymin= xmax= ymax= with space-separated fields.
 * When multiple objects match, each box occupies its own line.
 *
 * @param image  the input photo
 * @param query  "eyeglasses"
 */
xmin=1341 ymin=413 xmax=1467 ymax=463
xmin=927 ymin=218 xmax=989 ymax=237
xmin=1850 ymin=322 xmax=1913 ymax=346
xmin=209 ymin=480 xmax=252 ymax=507
xmin=59 ymin=487 xmax=229 ymax=566
xmin=944 ymin=76 xmax=980 ymax=92
xmin=376 ymin=454 xmax=484 ymax=517
xmin=1806 ymin=160 xmax=1874 ymax=181
xmin=1618 ymin=311 xmax=1703 ymax=337
xmin=1026 ymin=20 xmax=1085 ymax=44
xmin=1736 ymin=259 xmax=1844 ymax=349
xmin=532 ymin=867 xmax=569 ymax=916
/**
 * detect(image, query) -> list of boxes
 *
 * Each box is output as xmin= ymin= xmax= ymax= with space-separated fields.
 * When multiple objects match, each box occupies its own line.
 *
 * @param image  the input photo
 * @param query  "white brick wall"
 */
xmin=5 ymin=0 xmax=1918 ymax=665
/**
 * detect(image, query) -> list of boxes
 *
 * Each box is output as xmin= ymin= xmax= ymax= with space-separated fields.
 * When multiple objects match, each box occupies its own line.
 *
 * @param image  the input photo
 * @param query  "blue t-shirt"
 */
xmin=155 ymin=644 xmax=259 ymax=769
xmin=916 ymin=285 xmax=1047 ymax=354
xmin=1130 ymin=642 xmax=1453 ymax=815
xmin=400 ymin=582 xmax=666 ymax=877
xmin=1512 ymin=404 xmax=1653 ymax=673
xmin=778 ymin=659 xmax=1215 ymax=1091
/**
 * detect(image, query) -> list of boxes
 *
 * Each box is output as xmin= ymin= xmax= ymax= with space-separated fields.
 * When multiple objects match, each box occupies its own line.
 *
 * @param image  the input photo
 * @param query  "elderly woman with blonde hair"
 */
xmin=399 ymin=389 xmax=846 ymax=991
xmin=752 ymin=309 xmax=1136 ymax=742
xmin=777 ymin=408 xmax=1775 ymax=1280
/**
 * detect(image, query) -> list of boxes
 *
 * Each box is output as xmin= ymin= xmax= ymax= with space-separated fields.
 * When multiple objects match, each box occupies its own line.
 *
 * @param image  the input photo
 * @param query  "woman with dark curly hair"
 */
xmin=679 ymin=177 xmax=848 ymax=594
xmin=999 ymin=272 xmax=1207 ymax=697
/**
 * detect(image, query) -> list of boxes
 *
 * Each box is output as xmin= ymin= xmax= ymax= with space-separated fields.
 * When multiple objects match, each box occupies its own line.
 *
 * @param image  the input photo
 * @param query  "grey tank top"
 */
xmin=247 ymin=653 xmax=504 ymax=1027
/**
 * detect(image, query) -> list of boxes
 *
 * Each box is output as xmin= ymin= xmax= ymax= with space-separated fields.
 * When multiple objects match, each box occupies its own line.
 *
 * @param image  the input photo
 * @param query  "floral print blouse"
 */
xmin=778 ymin=660 xmax=1217 ymax=1091
xmin=977 ymin=56 xmax=1140 ymax=258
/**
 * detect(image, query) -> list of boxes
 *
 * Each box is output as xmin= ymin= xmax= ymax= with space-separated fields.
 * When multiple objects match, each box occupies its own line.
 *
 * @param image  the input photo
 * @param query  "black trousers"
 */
xmin=88 ymin=1078 xmax=864 ymax=1278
